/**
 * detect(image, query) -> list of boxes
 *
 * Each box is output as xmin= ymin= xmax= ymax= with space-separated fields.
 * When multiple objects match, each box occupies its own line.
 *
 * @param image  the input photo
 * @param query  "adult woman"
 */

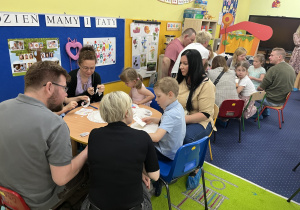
xmin=88 ymin=91 xmax=160 ymax=210
xmin=290 ymin=25 xmax=300 ymax=75
xmin=67 ymin=46 xmax=105 ymax=102
xmin=177 ymin=49 xmax=215 ymax=144
xmin=207 ymin=56 xmax=239 ymax=107
xmin=290 ymin=25 xmax=300 ymax=90
xmin=227 ymin=47 xmax=247 ymax=70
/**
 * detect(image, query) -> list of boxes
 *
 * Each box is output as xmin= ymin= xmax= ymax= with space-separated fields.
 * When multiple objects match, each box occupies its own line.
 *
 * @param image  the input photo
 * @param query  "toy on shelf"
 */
xmin=203 ymin=11 xmax=215 ymax=20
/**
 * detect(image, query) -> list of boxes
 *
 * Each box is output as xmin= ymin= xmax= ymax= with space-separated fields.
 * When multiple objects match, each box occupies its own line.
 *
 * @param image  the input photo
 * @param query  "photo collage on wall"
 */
xmin=83 ymin=37 xmax=116 ymax=67
xmin=130 ymin=22 xmax=160 ymax=74
xmin=8 ymin=38 xmax=61 ymax=76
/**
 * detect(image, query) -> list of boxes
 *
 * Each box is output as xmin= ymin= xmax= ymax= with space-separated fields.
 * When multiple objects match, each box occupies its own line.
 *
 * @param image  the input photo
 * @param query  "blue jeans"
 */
xmin=184 ymin=122 xmax=212 ymax=145
xmin=262 ymin=98 xmax=284 ymax=107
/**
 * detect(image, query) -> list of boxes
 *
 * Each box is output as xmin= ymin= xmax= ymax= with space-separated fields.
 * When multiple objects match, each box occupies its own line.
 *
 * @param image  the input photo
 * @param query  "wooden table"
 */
xmin=63 ymin=103 xmax=162 ymax=156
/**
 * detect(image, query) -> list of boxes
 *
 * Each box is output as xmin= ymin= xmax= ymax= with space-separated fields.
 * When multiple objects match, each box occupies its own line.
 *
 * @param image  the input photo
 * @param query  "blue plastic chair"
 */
xmin=158 ymin=136 xmax=209 ymax=210
xmin=146 ymin=87 xmax=163 ymax=113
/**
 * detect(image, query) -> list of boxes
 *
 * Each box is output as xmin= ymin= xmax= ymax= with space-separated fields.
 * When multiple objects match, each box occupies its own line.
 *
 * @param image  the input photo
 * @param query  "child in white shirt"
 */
xmin=236 ymin=61 xmax=257 ymax=119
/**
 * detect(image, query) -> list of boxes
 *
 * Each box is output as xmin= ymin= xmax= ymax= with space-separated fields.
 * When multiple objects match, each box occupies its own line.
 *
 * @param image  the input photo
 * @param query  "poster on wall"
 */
xmin=83 ymin=37 xmax=116 ymax=66
xmin=130 ymin=22 xmax=160 ymax=77
xmin=221 ymin=0 xmax=238 ymax=29
xmin=8 ymin=38 xmax=61 ymax=76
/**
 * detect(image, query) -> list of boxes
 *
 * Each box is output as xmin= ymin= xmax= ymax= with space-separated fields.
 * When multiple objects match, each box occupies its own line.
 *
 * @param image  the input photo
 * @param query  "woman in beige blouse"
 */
xmin=177 ymin=49 xmax=215 ymax=144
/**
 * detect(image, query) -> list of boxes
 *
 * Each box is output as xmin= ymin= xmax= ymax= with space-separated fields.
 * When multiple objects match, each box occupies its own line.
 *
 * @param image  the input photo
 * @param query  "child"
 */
xmin=54 ymin=95 xmax=89 ymax=116
xmin=206 ymin=44 xmax=217 ymax=68
xmin=142 ymin=77 xmax=186 ymax=196
xmin=248 ymin=54 xmax=266 ymax=90
xmin=228 ymin=47 xmax=247 ymax=70
xmin=119 ymin=67 xmax=154 ymax=106
xmin=236 ymin=61 xmax=257 ymax=119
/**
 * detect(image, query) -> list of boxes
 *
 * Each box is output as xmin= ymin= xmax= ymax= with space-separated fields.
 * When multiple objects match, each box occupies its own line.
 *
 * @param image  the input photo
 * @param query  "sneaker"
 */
xmin=153 ymin=180 xmax=162 ymax=197
xmin=262 ymin=108 xmax=270 ymax=116
xmin=293 ymin=88 xmax=299 ymax=92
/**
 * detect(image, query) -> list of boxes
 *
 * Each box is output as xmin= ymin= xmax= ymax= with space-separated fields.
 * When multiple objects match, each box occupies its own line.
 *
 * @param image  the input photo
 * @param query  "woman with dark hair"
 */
xmin=67 ymin=46 xmax=105 ymax=102
xmin=177 ymin=49 xmax=215 ymax=144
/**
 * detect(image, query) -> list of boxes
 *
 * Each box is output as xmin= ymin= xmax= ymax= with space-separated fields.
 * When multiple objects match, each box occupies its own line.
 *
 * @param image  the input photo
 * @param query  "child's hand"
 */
xmin=133 ymin=100 xmax=140 ymax=105
xmin=142 ymin=117 xmax=153 ymax=124
xmin=65 ymin=101 xmax=78 ymax=110
xmin=78 ymin=95 xmax=89 ymax=102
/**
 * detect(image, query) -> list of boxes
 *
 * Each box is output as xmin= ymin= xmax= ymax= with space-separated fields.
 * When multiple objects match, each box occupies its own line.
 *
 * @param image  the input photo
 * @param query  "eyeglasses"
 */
xmin=43 ymin=82 xmax=68 ymax=92
xmin=81 ymin=66 xmax=95 ymax=71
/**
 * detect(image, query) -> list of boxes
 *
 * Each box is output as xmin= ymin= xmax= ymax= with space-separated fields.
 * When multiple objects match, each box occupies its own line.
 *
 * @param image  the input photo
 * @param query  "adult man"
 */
xmin=171 ymin=31 xmax=211 ymax=74
xmin=0 ymin=61 xmax=88 ymax=209
xmin=162 ymin=28 xmax=196 ymax=77
xmin=257 ymin=48 xmax=296 ymax=108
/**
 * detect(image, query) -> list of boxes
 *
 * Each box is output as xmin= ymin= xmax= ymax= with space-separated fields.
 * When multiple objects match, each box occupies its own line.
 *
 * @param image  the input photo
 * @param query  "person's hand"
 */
xmin=78 ymin=95 xmax=89 ymax=102
xmin=133 ymin=100 xmax=141 ymax=105
xmin=142 ymin=173 xmax=151 ymax=189
xmin=87 ymin=87 xmax=94 ymax=95
xmin=65 ymin=101 xmax=78 ymax=111
xmin=142 ymin=117 xmax=153 ymax=124
xmin=97 ymin=84 xmax=105 ymax=93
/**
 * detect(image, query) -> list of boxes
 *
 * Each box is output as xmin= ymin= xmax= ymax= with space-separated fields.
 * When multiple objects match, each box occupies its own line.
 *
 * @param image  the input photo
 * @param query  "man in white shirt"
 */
xmin=171 ymin=31 xmax=211 ymax=75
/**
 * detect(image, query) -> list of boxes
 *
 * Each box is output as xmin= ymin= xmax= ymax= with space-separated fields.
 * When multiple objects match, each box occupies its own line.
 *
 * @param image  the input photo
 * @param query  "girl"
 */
xmin=120 ymin=67 xmax=154 ymax=106
xmin=236 ymin=61 xmax=257 ymax=119
xmin=227 ymin=47 xmax=247 ymax=70
xmin=206 ymin=44 xmax=217 ymax=68
xmin=248 ymin=54 xmax=266 ymax=90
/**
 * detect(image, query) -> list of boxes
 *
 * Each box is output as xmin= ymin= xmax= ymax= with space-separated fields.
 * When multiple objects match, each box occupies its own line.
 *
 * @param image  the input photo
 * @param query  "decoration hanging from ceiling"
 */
xmin=158 ymin=0 xmax=194 ymax=5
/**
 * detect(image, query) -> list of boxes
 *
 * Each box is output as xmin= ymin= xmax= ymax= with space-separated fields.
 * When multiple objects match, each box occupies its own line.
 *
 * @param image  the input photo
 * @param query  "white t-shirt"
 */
xmin=171 ymin=43 xmax=209 ymax=74
xmin=238 ymin=75 xmax=256 ymax=97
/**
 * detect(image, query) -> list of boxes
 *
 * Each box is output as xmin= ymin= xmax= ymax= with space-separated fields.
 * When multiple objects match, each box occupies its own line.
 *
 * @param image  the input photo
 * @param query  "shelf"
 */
xmin=183 ymin=18 xmax=218 ymax=47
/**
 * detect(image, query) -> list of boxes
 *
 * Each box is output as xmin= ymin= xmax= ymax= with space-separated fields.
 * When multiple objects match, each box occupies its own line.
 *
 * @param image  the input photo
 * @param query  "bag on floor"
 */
xmin=186 ymin=170 xmax=200 ymax=190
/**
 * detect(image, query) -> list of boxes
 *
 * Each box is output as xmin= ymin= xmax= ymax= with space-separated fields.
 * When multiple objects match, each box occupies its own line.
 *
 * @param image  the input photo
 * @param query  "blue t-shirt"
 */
xmin=154 ymin=100 xmax=186 ymax=160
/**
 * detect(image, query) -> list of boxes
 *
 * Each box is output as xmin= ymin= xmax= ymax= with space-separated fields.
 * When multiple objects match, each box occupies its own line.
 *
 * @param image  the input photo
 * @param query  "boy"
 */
xmin=143 ymin=77 xmax=186 ymax=196
xmin=143 ymin=77 xmax=186 ymax=161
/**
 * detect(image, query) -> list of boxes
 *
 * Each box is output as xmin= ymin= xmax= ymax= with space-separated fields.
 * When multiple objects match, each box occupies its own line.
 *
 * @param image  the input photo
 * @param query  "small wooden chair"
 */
xmin=258 ymin=92 xmax=291 ymax=129
xmin=218 ymin=99 xmax=245 ymax=143
xmin=242 ymin=91 xmax=266 ymax=131
xmin=0 ymin=186 xmax=30 ymax=210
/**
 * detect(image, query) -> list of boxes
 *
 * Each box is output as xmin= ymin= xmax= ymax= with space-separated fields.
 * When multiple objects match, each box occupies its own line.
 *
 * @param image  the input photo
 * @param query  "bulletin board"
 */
xmin=0 ymin=14 xmax=125 ymax=102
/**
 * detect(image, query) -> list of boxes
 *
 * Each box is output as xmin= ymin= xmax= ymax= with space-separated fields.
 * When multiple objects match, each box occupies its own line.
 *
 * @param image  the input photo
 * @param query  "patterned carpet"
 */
xmin=205 ymin=91 xmax=300 ymax=203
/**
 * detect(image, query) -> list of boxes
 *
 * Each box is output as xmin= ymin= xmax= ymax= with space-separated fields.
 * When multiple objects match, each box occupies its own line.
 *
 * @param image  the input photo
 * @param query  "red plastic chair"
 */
xmin=258 ymin=92 xmax=291 ymax=129
xmin=0 ymin=186 xmax=30 ymax=210
xmin=218 ymin=99 xmax=245 ymax=143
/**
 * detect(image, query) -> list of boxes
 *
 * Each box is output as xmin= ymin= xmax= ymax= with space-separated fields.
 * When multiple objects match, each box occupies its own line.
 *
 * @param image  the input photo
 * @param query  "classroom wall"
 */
xmin=248 ymin=0 xmax=300 ymax=18
xmin=1 ymin=0 xmax=248 ymax=96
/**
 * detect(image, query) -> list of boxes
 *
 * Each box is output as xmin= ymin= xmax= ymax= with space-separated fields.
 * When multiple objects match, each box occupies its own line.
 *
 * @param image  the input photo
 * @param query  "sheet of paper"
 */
xmin=75 ymin=108 xmax=93 ymax=116
xmin=130 ymin=122 xmax=158 ymax=133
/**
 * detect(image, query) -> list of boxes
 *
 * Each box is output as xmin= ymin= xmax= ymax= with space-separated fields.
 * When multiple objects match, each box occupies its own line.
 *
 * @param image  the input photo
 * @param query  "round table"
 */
xmin=63 ymin=103 xmax=162 ymax=156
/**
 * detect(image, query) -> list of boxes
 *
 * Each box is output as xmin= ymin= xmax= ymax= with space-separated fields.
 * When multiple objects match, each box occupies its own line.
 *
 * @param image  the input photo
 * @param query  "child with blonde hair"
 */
xmin=236 ymin=61 xmax=257 ymax=119
xmin=248 ymin=54 xmax=266 ymax=89
xmin=227 ymin=47 xmax=248 ymax=70
xmin=119 ymin=67 xmax=154 ymax=106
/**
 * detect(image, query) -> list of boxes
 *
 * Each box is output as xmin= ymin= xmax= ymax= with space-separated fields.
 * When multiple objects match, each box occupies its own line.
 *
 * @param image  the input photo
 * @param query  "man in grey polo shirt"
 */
xmin=258 ymin=48 xmax=296 ymax=115
xmin=0 ymin=61 xmax=88 ymax=209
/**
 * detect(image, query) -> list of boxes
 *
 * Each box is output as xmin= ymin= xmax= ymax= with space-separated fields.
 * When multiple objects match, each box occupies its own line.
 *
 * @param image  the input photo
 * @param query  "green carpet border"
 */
xmin=205 ymin=161 xmax=300 ymax=206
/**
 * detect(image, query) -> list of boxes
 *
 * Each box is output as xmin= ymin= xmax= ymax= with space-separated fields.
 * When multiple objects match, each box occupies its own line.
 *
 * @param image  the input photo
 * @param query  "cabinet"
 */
xmin=183 ymin=18 xmax=217 ymax=47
